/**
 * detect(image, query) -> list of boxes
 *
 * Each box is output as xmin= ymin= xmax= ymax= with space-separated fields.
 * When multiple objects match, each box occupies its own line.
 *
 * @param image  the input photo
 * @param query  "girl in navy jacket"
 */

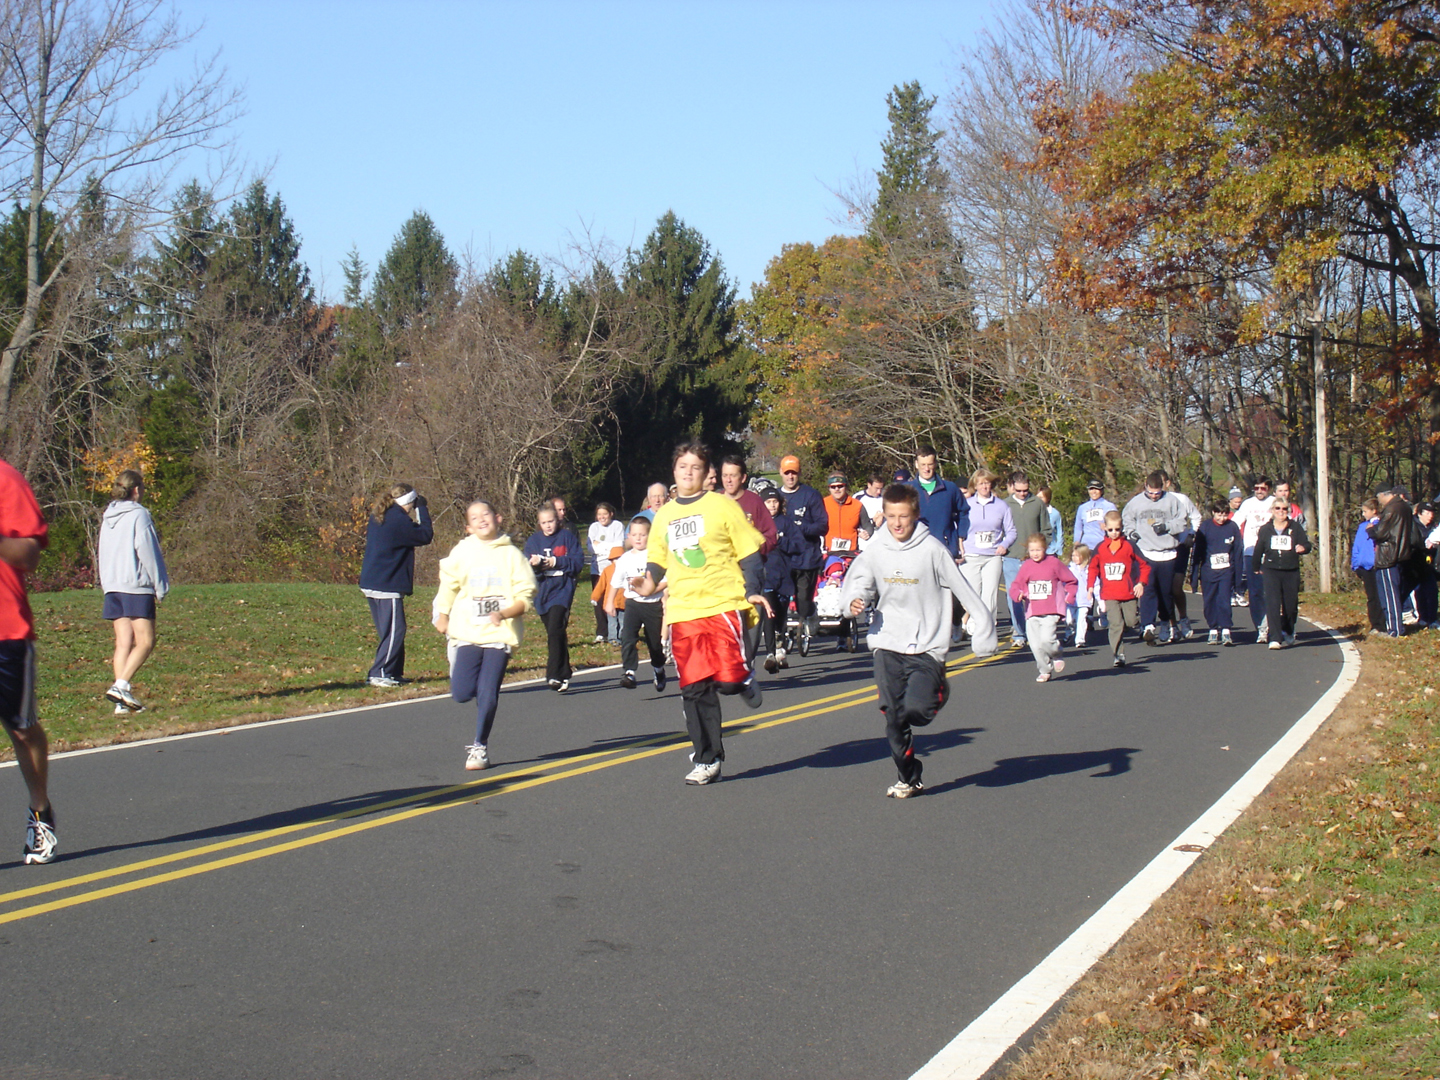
xmin=523 ymin=506 xmax=583 ymax=689
xmin=358 ymin=483 xmax=434 ymax=686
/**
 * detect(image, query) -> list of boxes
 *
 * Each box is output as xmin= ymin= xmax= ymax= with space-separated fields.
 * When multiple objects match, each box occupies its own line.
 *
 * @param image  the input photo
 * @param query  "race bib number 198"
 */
xmin=473 ymin=595 xmax=504 ymax=619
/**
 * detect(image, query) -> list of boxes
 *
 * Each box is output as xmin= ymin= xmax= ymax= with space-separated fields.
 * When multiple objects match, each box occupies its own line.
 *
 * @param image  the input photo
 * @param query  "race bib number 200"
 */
xmin=668 ymin=514 xmax=706 ymax=552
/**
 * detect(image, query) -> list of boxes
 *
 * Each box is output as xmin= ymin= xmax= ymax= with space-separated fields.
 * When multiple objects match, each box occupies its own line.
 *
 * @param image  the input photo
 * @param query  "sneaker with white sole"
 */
xmin=1143 ymin=624 xmax=1157 ymax=646
xmin=620 ymin=670 xmax=636 ymax=689
xmin=1113 ymin=651 xmax=1126 ymax=667
xmin=367 ymin=676 xmax=400 ymax=689
xmin=1282 ymin=631 xmax=1295 ymax=645
xmin=684 ymin=760 xmax=722 ymax=785
xmin=1178 ymin=619 xmax=1194 ymax=640
xmin=1268 ymin=640 xmax=1282 ymax=650
xmin=1036 ymin=672 xmax=1051 ymax=682
xmin=464 ymin=743 xmax=489 ymax=771
xmin=763 ymin=653 xmax=778 ymax=674
xmin=1053 ymin=659 xmax=1065 ymax=674
xmin=1221 ymin=630 xmax=1234 ymax=647
xmin=653 ymin=666 xmax=666 ymax=692
xmin=114 ymin=702 xmax=129 ymax=716
xmin=23 ymin=807 xmax=57 ymax=865
xmin=107 ymin=684 xmax=144 ymax=711
xmin=1207 ymin=630 xmax=1219 ymax=644
xmin=557 ymin=679 xmax=570 ymax=692
xmin=885 ymin=779 xmax=923 ymax=799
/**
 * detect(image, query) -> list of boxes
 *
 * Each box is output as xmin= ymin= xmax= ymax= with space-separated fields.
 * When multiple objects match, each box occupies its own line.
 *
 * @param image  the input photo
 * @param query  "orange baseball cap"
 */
xmin=780 ymin=455 xmax=800 ymax=473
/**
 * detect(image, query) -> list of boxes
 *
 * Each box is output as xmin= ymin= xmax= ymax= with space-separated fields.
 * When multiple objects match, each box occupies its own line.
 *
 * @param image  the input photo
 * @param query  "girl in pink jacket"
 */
xmin=1009 ymin=534 xmax=1079 ymax=682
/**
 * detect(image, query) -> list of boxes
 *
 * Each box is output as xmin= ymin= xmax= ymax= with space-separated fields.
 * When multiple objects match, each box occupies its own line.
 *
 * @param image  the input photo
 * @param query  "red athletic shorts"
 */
xmin=670 ymin=610 xmax=750 ymax=688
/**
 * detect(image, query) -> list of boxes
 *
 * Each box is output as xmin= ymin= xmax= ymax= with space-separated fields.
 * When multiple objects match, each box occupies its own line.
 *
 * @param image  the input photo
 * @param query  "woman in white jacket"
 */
xmin=98 ymin=470 xmax=169 ymax=713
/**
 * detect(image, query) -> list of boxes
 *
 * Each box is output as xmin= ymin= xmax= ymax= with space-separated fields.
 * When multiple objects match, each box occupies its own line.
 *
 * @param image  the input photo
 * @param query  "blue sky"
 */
xmin=168 ymin=0 xmax=994 ymax=301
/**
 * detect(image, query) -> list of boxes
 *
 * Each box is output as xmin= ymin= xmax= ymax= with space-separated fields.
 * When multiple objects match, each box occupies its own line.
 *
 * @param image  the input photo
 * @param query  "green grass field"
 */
xmin=22 ymin=582 xmax=620 ymax=753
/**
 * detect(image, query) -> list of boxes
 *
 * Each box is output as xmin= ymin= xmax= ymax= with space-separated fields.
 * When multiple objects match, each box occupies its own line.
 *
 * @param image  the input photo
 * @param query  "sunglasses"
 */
xmin=1104 ymin=527 xmax=1123 ymax=533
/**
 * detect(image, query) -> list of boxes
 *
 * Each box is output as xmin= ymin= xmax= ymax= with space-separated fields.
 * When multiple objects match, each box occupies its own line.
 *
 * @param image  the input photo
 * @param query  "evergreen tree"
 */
xmin=870 ymin=81 xmax=955 ymax=252
xmin=209 ymin=180 xmax=314 ymax=323
xmin=608 ymin=211 xmax=752 ymax=503
xmin=371 ymin=211 xmax=457 ymax=334
xmin=340 ymin=245 xmax=367 ymax=307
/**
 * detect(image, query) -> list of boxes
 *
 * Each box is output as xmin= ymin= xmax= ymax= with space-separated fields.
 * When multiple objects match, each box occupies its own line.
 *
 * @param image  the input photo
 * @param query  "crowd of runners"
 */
xmin=2 ymin=445 xmax=1438 ymax=864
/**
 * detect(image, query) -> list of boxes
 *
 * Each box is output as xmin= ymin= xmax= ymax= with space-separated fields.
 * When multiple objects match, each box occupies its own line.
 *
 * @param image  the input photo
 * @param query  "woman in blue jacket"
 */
xmin=358 ymin=483 xmax=434 ymax=687
xmin=523 ymin=505 xmax=584 ymax=690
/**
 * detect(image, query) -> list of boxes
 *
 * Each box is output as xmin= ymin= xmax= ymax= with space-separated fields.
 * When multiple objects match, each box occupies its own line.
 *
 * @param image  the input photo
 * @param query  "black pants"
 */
xmin=540 ymin=605 xmax=572 ymax=683
xmin=789 ymin=567 xmax=819 ymax=627
xmin=1262 ymin=568 xmax=1300 ymax=642
xmin=764 ymin=590 xmax=790 ymax=653
xmin=1355 ymin=568 xmax=1385 ymax=631
xmin=1413 ymin=569 xmax=1439 ymax=625
xmin=1245 ymin=549 xmax=1266 ymax=629
xmin=366 ymin=596 xmax=407 ymax=680
xmin=620 ymin=601 xmax=665 ymax=673
xmin=874 ymin=650 xmax=949 ymax=787
xmin=682 ymin=677 xmax=747 ymax=765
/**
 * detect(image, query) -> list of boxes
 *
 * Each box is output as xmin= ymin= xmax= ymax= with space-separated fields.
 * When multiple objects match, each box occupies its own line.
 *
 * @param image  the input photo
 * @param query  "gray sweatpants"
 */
xmin=1025 ymin=613 xmax=1063 ymax=675
xmin=1105 ymin=598 xmax=1139 ymax=658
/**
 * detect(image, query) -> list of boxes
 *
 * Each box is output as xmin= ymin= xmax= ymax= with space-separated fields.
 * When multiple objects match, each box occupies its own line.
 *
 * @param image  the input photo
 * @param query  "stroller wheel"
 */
xmin=799 ymin=631 xmax=811 ymax=657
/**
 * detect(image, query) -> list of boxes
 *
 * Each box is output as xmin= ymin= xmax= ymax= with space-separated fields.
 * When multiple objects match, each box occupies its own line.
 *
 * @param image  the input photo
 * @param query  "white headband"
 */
xmin=395 ymin=490 xmax=418 ymax=508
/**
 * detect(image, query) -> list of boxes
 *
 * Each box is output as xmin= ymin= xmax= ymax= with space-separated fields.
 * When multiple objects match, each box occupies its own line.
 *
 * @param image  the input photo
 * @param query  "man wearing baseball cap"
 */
xmin=822 ymin=472 xmax=873 ymax=651
xmin=778 ymin=455 xmax=828 ymax=644
xmin=1073 ymin=478 xmax=1116 ymax=551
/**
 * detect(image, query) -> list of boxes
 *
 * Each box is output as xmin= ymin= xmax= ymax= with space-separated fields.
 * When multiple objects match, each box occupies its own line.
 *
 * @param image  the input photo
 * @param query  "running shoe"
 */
xmin=885 ymin=779 xmax=923 ymax=799
xmin=1268 ymin=640 xmax=1282 ymax=650
xmin=367 ymin=676 xmax=399 ymax=689
xmin=1221 ymin=630 xmax=1234 ymax=647
xmin=1207 ymin=630 xmax=1219 ymax=644
xmin=1143 ymin=625 xmax=1158 ymax=646
xmin=1114 ymin=652 xmax=1126 ymax=667
xmin=23 ymin=807 xmax=57 ymax=865
xmin=593 ymin=635 xmax=605 ymax=644
xmin=1011 ymin=637 xmax=1026 ymax=649
xmin=557 ymin=679 xmax=570 ymax=692
xmin=546 ymin=679 xmax=562 ymax=689
xmin=653 ymin=666 xmax=666 ymax=692
xmin=776 ymin=648 xmax=789 ymax=669
xmin=1036 ymin=672 xmax=1051 ymax=682
xmin=1053 ymin=659 xmax=1065 ymax=674
xmin=1178 ymin=619 xmax=1194 ymax=641
xmin=763 ymin=653 xmax=779 ymax=674
xmin=107 ymin=684 xmax=144 ymax=711
xmin=741 ymin=678 xmax=763 ymax=709
xmin=684 ymin=760 xmax=722 ymax=785
xmin=114 ymin=702 xmax=129 ymax=716
xmin=1257 ymin=617 xmax=1268 ymax=638
xmin=1282 ymin=632 xmax=1295 ymax=645
xmin=621 ymin=670 xmax=637 ymax=689
xmin=464 ymin=744 xmax=489 ymax=771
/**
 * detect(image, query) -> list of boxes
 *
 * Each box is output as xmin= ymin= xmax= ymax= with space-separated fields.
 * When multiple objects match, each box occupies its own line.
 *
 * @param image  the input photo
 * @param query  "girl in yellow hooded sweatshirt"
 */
xmin=432 ymin=500 xmax=538 ymax=771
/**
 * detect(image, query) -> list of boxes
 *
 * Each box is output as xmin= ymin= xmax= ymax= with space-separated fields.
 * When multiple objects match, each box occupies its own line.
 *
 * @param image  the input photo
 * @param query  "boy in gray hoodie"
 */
xmin=841 ymin=484 xmax=997 ymax=798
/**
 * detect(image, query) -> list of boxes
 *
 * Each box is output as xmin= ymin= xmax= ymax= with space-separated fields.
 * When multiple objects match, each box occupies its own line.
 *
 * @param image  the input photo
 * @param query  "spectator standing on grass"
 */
xmin=432 ymin=500 xmax=537 ymax=772
xmin=0 ymin=457 xmax=56 ymax=864
xmin=524 ymin=505 xmax=583 ymax=692
xmin=358 ymin=482 xmax=433 ymax=689
xmin=1252 ymin=496 xmax=1311 ymax=649
xmin=636 ymin=483 xmax=668 ymax=524
xmin=99 ymin=470 xmax=171 ymax=713
xmin=1368 ymin=486 xmax=1416 ymax=638
xmin=1410 ymin=501 xmax=1439 ymax=629
xmin=1351 ymin=498 xmax=1386 ymax=635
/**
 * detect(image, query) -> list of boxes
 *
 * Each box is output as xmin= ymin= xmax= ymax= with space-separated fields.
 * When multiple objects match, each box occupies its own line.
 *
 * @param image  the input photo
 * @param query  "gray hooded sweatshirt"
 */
xmin=99 ymin=500 xmax=170 ymax=599
xmin=840 ymin=520 xmax=997 ymax=662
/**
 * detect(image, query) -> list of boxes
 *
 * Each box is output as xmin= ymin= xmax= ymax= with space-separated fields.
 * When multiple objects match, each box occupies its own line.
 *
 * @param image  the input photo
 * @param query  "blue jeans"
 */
xmin=1002 ymin=557 xmax=1026 ymax=638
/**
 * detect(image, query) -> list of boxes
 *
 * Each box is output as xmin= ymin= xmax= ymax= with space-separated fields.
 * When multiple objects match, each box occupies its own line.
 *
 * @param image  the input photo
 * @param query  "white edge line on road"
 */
xmin=909 ymin=620 xmax=1362 ymax=1080
xmin=0 ymin=663 xmax=625 ymax=767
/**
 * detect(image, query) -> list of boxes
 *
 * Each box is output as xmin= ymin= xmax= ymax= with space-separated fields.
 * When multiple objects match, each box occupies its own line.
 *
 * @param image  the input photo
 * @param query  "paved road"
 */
xmin=1 ymin=619 xmax=1343 ymax=1080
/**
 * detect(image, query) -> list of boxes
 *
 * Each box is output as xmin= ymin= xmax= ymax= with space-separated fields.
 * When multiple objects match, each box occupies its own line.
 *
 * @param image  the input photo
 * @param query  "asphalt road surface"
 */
xmin=1 ymin=617 xmax=1344 ymax=1080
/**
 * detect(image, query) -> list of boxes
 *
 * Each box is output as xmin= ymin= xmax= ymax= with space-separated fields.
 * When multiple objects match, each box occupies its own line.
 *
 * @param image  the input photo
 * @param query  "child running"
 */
xmin=635 ymin=442 xmax=770 ymax=786
xmin=1087 ymin=510 xmax=1151 ymax=668
xmin=524 ymin=506 xmax=583 ymax=691
xmin=1191 ymin=498 xmax=1243 ymax=646
xmin=608 ymin=516 xmax=668 ymax=691
xmin=840 ymin=483 xmax=996 ymax=799
xmin=1065 ymin=544 xmax=1092 ymax=647
xmin=432 ymin=501 xmax=538 ymax=771
xmin=1009 ymin=534 xmax=1078 ymax=682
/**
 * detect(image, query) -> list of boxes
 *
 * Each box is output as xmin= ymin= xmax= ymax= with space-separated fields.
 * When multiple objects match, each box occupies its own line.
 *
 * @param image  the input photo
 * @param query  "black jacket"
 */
xmin=1252 ymin=519 xmax=1310 ymax=574
xmin=1367 ymin=498 xmax=1416 ymax=570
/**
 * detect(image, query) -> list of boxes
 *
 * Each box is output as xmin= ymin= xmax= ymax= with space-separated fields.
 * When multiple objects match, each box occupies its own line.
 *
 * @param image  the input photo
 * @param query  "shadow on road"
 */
xmin=729 ymin=727 xmax=984 ymax=781
xmin=926 ymin=746 xmax=1141 ymax=796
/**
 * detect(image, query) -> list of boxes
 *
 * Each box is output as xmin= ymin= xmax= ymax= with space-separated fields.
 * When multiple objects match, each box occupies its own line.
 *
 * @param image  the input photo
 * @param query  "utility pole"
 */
xmin=1310 ymin=300 xmax=1331 ymax=593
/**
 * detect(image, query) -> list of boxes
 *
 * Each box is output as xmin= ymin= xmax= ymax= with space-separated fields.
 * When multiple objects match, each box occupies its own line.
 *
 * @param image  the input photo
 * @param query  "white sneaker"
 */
xmin=1258 ymin=617 xmax=1268 ymax=637
xmin=114 ymin=702 xmax=129 ymax=715
xmin=1053 ymin=659 xmax=1065 ymax=674
xmin=368 ymin=676 xmax=400 ymax=689
xmin=1143 ymin=624 xmax=1157 ymax=645
xmin=1221 ymin=630 xmax=1234 ymax=647
xmin=106 ymin=683 xmax=144 ymax=710
xmin=885 ymin=779 xmax=923 ymax=799
xmin=1268 ymin=640 xmax=1282 ymax=650
xmin=1112 ymin=652 xmax=1126 ymax=667
xmin=1036 ymin=672 xmax=1051 ymax=682
xmin=684 ymin=760 xmax=722 ymax=785
xmin=464 ymin=744 xmax=489 ymax=771
xmin=1207 ymin=630 xmax=1219 ymax=644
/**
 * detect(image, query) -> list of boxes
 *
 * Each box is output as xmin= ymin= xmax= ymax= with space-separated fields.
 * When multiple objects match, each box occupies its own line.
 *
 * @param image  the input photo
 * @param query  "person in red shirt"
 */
xmin=0 ymin=458 xmax=56 ymax=863
xmin=1086 ymin=509 xmax=1150 ymax=669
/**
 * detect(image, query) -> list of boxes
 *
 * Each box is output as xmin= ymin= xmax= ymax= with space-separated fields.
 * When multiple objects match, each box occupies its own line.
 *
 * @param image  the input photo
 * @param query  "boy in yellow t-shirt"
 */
xmin=637 ymin=442 xmax=770 ymax=786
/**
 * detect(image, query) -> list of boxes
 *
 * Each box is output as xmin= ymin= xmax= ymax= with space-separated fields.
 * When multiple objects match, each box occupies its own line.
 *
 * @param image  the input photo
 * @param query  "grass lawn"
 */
xmin=20 ymin=582 xmax=621 ymax=754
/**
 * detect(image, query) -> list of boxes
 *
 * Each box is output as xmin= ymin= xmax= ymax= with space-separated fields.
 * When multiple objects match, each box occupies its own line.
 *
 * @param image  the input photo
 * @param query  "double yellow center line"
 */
xmin=0 ymin=651 xmax=1002 ymax=926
